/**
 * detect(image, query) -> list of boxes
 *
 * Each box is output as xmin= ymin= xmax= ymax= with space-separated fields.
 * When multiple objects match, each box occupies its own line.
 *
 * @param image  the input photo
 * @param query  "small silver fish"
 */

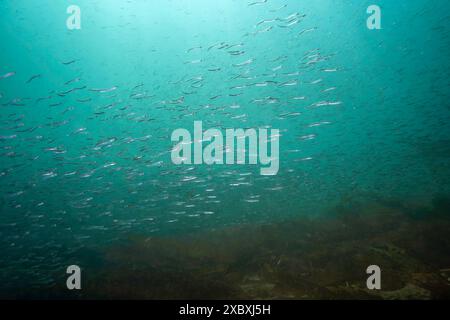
xmin=0 ymin=72 xmax=15 ymax=79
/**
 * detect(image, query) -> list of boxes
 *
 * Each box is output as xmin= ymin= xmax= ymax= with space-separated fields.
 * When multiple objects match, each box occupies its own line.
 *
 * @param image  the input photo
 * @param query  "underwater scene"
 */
xmin=0 ymin=0 xmax=449 ymax=300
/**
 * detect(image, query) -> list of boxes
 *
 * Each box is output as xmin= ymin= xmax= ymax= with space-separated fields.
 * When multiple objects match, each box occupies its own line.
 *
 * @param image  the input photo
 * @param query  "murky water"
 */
xmin=0 ymin=0 xmax=449 ymax=299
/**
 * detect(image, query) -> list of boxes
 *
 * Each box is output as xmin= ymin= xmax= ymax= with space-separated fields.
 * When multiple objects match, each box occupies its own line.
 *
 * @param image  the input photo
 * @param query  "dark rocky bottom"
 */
xmin=12 ymin=197 xmax=450 ymax=299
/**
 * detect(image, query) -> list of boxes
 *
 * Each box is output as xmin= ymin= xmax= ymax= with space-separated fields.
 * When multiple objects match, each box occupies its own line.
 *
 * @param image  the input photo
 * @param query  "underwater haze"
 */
xmin=0 ymin=0 xmax=450 ymax=299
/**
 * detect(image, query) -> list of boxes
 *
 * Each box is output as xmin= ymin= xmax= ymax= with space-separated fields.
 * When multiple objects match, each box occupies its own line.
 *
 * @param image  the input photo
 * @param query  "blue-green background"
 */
xmin=0 ymin=0 xmax=449 ymax=292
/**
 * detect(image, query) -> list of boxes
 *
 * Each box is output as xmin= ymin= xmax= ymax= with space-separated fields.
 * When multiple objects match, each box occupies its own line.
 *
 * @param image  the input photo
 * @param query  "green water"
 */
xmin=0 ymin=0 xmax=449 ymax=296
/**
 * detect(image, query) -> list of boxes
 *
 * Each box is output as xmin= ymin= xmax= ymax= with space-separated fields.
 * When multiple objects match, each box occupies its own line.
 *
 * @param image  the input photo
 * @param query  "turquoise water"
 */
xmin=1 ymin=0 xmax=449 ymax=296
